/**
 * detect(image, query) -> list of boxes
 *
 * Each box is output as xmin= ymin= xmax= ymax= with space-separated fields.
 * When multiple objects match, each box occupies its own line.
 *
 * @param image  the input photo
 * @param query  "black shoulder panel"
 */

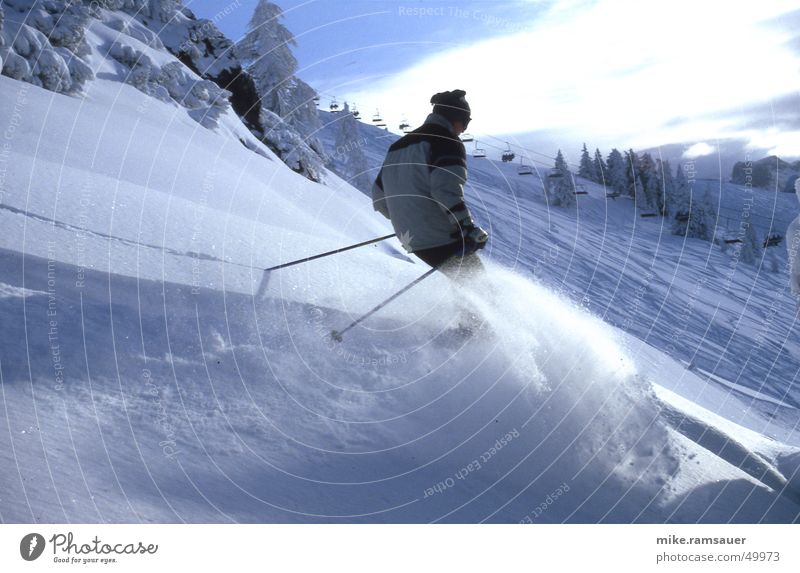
xmin=388 ymin=123 xmax=466 ymax=171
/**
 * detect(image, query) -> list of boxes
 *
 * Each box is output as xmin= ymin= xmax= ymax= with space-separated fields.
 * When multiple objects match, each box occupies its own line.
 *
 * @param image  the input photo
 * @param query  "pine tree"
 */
xmin=236 ymin=0 xmax=298 ymax=118
xmin=289 ymin=76 xmax=324 ymax=155
xmin=593 ymin=148 xmax=606 ymax=184
xmin=657 ymin=159 xmax=674 ymax=215
xmin=555 ymin=149 xmax=569 ymax=172
xmin=545 ymin=149 xmax=575 ymax=207
xmin=149 ymin=0 xmax=181 ymax=23
xmin=606 ymin=148 xmax=626 ymax=196
xmin=624 ymin=149 xmax=639 ymax=197
xmin=737 ymin=222 xmax=762 ymax=265
xmin=333 ymin=102 xmax=370 ymax=193
xmin=670 ymin=164 xmax=691 ymax=233
xmin=237 ymin=0 xmax=324 ymax=170
xmin=578 ymin=143 xmax=595 ymax=181
xmin=638 ymin=152 xmax=660 ymax=213
xmin=633 ymin=175 xmax=652 ymax=213
xmin=696 ymin=187 xmax=718 ymax=242
xmin=673 ymin=181 xmax=716 ymax=242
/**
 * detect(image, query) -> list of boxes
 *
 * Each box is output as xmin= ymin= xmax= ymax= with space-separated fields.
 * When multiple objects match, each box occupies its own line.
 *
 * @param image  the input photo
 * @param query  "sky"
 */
xmin=188 ymin=0 xmax=800 ymax=174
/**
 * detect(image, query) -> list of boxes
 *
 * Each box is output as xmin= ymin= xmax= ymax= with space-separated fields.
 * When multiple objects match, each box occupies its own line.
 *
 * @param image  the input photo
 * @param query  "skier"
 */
xmin=371 ymin=89 xmax=489 ymax=281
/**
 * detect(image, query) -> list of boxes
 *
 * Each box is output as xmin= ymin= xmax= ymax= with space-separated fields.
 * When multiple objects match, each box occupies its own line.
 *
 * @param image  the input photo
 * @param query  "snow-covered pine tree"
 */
xmin=555 ymin=148 xmax=569 ymax=172
xmin=691 ymin=188 xmax=717 ymax=242
xmin=545 ymin=149 xmax=576 ymax=207
xmin=149 ymin=0 xmax=181 ymax=23
xmin=289 ymin=76 xmax=325 ymax=156
xmin=736 ymin=221 xmax=762 ymax=265
xmin=657 ymin=159 xmax=674 ymax=215
xmin=234 ymin=0 xmax=325 ymax=179
xmin=578 ymin=143 xmax=596 ymax=181
xmin=0 ymin=0 xmax=94 ymax=94
xmin=673 ymin=181 xmax=716 ymax=242
xmin=332 ymin=102 xmax=371 ymax=193
xmin=670 ymin=163 xmax=691 ymax=233
xmin=624 ymin=149 xmax=639 ymax=197
xmin=259 ymin=107 xmax=325 ymax=181
xmin=638 ymin=152 xmax=660 ymax=214
xmin=701 ymin=184 xmax=719 ymax=236
xmin=236 ymin=0 xmax=322 ymax=154
xmin=606 ymin=148 xmax=626 ymax=196
xmin=237 ymin=0 xmax=296 ymax=117
xmin=633 ymin=175 xmax=652 ymax=213
xmin=593 ymin=148 xmax=606 ymax=184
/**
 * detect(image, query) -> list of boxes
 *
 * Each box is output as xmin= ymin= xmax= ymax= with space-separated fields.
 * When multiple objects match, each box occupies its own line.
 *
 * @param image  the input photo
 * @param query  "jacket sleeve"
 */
xmin=371 ymin=168 xmax=390 ymax=219
xmin=429 ymin=140 xmax=474 ymax=228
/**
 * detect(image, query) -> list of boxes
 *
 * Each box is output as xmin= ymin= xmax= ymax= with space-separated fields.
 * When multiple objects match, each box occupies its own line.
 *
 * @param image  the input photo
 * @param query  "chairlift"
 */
xmin=399 ymin=117 xmax=412 ymax=133
xmin=501 ymin=142 xmax=515 ymax=163
xmin=517 ymin=157 xmax=533 ymax=175
xmin=351 ymin=104 xmax=360 ymax=119
xmin=472 ymin=140 xmax=486 ymax=158
xmin=764 ymin=233 xmax=783 ymax=248
xmin=329 ymin=97 xmax=339 ymax=112
xmin=460 ymin=132 xmax=474 ymax=142
xmin=313 ymin=95 xmax=320 ymax=105
xmin=574 ymin=183 xmax=589 ymax=195
xmin=372 ymin=109 xmax=386 ymax=127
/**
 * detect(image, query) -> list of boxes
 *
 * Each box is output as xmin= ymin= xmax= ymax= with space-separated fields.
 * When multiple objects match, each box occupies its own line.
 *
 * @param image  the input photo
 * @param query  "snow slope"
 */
xmin=1 ymin=11 xmax=799 ymax=523
xmin=319 ymin=107 xmax=800 ymax=434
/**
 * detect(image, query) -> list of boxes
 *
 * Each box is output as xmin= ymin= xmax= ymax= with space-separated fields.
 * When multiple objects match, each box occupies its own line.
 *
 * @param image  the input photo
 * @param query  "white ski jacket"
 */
xmin=372 ymin=113 xmax=476 ymax=252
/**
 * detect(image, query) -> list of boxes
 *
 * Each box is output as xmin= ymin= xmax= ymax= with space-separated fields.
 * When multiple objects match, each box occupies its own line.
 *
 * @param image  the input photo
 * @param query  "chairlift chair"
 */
xmin=399 ymin=117 xmax=412 ymax=133
xmin=351 ymin=104 xmax=360 ymax=119
xmin=764 ymin=233 xmax=783 ymax=248
xmin=501 ymin=143 xmax=515 ymax=163
xmin=372 ymin=109 xmax=386 ymax=127
xmin=460 ymin=133 xmax=474 ymax=142
xmin=518 ymin=156 xmax=533 ymax=175
xmin=329 ymin=97 xmax=339 ymax=112
xmin=472 ymin=141 xmax=486 ymax=158
xmin=574 ymin=183 xmax=589 ymax=195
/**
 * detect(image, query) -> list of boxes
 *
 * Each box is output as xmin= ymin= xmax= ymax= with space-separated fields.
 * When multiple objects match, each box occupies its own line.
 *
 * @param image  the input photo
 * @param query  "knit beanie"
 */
xmin=430 ymin=89 xmax=471 ymax=124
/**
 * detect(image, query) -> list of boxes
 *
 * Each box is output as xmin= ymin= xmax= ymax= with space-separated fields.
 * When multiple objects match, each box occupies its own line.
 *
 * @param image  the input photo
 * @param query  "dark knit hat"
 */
xmin=431 ymin=89 xmax=471 ymax=125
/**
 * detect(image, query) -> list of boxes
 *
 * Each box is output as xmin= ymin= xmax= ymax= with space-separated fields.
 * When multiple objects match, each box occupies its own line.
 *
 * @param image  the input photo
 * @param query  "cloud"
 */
xmin=744 ymin=128 xmax=800 ymax=157
xmin=343 ymin=0 xmax=800 ymax=153
xmin=682 ymin=143 xmax=716 ymax=159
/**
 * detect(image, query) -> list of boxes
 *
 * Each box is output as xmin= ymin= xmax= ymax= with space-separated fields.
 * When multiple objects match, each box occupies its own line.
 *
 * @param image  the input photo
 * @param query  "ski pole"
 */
xmin=331 ymin=267 xmax=438 ymax=342
xmin=265 ymin=233 xmax=396 ymax=272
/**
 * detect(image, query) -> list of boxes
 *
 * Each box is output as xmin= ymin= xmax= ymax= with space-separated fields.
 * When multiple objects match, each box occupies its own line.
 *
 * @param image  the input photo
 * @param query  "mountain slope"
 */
xmin=0 ymin=3 xmax=798 ymax=524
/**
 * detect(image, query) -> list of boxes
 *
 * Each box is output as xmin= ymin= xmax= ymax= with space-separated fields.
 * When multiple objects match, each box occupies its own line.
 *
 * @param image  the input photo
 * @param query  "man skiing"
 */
xmin=371 ymin=89 xmax=489 ymax=280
